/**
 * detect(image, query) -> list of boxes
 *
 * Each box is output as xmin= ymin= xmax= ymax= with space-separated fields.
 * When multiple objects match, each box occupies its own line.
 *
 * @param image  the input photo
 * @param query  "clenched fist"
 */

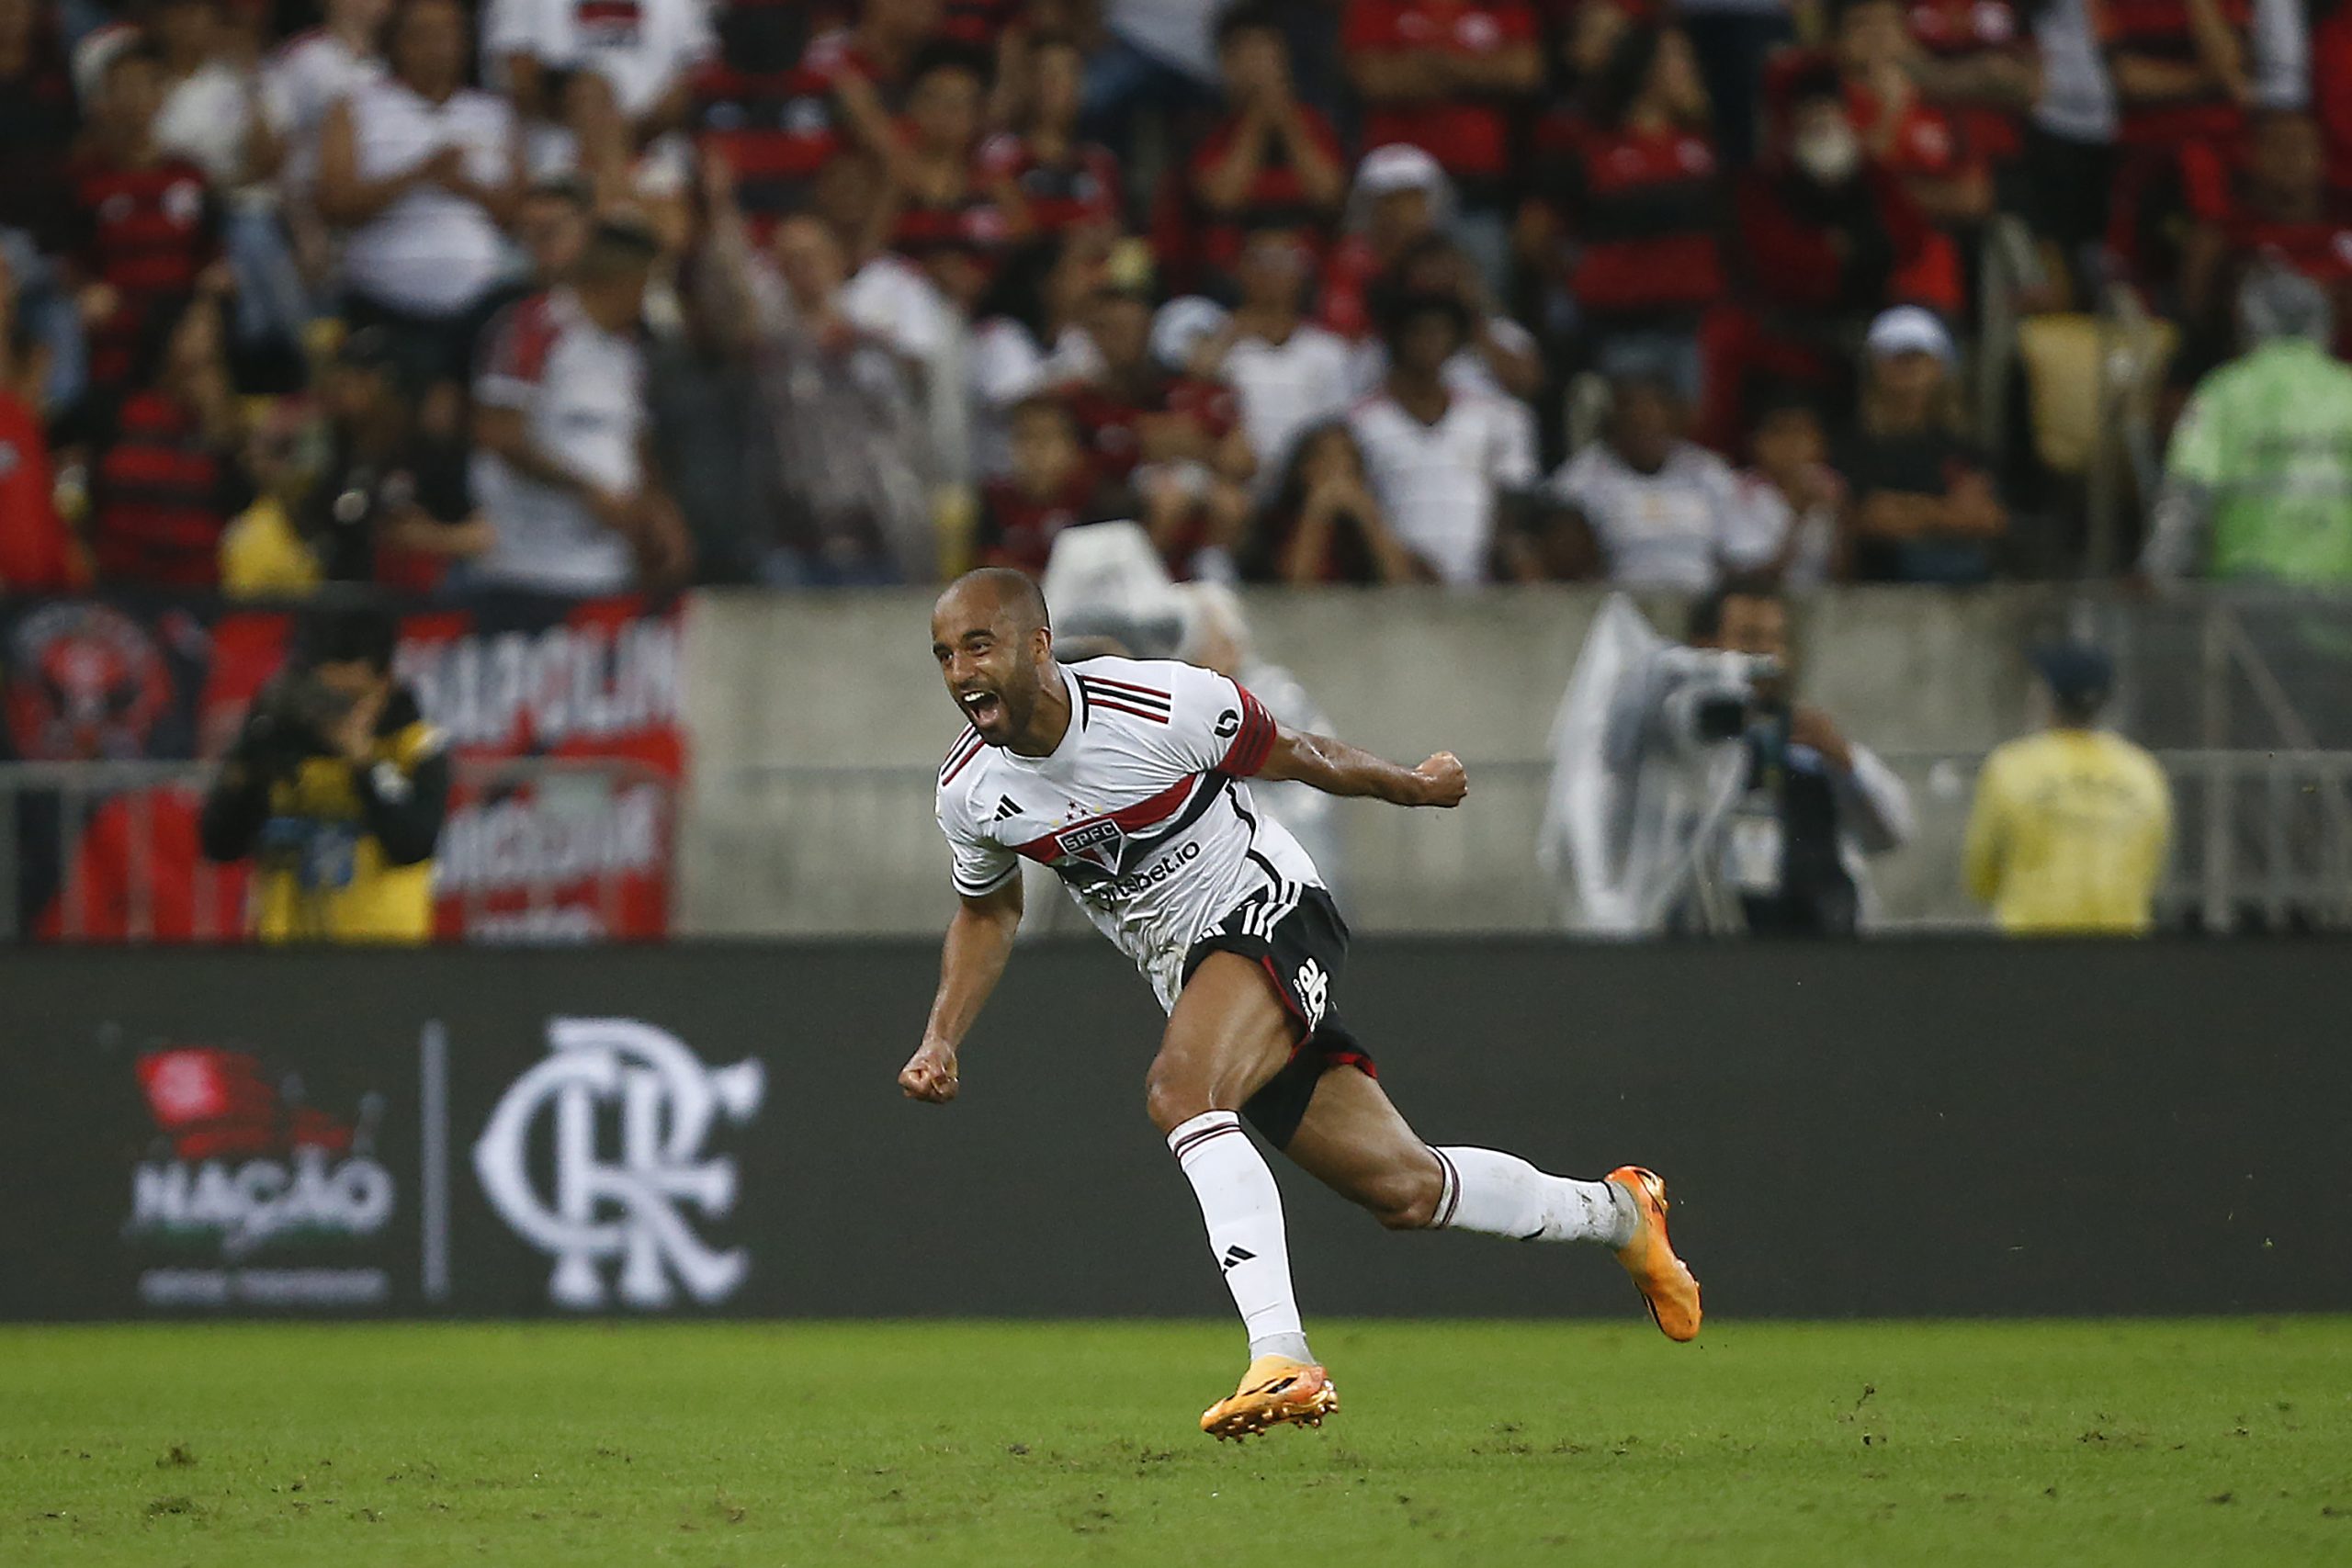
xmin=1410 ymin=751 xmax=1469 ymax=808
xmin=899 ymin=1038 xmax=960 ymax=1103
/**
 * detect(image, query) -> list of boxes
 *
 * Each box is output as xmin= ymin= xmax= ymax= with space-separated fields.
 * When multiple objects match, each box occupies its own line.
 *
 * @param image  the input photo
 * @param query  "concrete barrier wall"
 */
xmin=677 ymin=587 xmax=2062 ymax=935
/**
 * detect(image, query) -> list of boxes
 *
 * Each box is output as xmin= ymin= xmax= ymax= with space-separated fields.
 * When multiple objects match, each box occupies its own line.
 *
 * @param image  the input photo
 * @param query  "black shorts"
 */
xmin=1181 ymin=883 xmax=1377 ymax=1149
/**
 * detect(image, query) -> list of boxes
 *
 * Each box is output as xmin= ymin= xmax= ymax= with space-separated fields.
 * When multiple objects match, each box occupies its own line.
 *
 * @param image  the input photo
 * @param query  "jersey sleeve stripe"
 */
xmin=1217 ymin=685 xmax=1277 ymax=777
xmin=1078 ymin=674 xmax=1171 ymax=708
xmin=940 ymin=728 xmax=986 ymax=783
xmin=1085 ymin=696 xmax=1171 ymax=725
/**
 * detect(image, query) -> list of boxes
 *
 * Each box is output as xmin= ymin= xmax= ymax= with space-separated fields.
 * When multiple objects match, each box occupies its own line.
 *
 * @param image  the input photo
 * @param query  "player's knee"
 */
xmin=1363 ymin=1166 xmax=1442 ymax=1231
xmin=1143 ymin=1063 xmax=1211 ymax=1134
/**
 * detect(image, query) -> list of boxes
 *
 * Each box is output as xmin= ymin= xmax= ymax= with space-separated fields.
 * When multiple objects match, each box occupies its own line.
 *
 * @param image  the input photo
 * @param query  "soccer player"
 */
xmin=904 ymin=569 xmax=1701 ymax=1440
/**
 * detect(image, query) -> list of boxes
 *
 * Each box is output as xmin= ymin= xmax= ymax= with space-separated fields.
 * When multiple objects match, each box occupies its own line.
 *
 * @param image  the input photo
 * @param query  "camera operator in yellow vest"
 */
xmin=199 ymin=604 xmax=448 ymax=942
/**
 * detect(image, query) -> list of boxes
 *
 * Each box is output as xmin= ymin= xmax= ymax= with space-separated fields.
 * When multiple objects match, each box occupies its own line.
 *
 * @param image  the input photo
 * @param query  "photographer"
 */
xmin=198 ymin=604 xmax=448 ymax=942
xmin=1683 ymin=577 xmax=1913 ymax=935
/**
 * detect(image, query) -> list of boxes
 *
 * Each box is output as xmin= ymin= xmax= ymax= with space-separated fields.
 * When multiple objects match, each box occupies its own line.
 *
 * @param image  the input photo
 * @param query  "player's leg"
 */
xmin=1280 ymin=1066 xmax=1703 ymax=1340
xmin=1148 ymin=952 xmax=1335 ymax=1438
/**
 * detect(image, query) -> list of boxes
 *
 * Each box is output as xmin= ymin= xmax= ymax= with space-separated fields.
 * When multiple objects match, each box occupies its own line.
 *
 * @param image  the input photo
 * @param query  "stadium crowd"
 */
xmin=0 ymin=0 xmax=2347 ymax=601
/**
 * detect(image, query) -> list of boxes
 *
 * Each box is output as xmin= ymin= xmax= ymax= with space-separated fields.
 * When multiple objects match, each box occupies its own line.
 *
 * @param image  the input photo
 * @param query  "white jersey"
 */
xmin=934 ymin=657 xmax=1321 ymax=1010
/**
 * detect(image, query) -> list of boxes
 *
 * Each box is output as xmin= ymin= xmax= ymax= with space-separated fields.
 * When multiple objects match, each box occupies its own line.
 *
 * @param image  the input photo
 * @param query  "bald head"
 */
xmin=937 ymin=568 xmax=1051 ymax=639
xmin=931 ymin=569 xmax=1060 ymax=750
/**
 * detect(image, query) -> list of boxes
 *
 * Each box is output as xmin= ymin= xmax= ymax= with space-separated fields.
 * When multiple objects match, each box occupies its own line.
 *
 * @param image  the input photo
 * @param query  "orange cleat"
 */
xmin=1198 ymin=1355 xmax=1339 ymax=1441
xmin=1607 ymin=1166 xmax=1702 ymax=1342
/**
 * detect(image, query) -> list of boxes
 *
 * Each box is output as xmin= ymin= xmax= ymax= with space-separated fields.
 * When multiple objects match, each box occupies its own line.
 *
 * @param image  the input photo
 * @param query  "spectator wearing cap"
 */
xmin=514 ymin=174 xmax=594 ymax=294
xmin=1346 ymin=289 xmax=1538 ymax=584
xmin=1963 ymin=642 xmax=2170 ymax=934
xmin=1317 ymin=143 xmax=1449 ymax=343
xmin=1170 ymin=3 xmax=1345 ymax=289
xmin=470 ymin=218 xmax=692 ymax=596
xmin=1534 ymin=374 xmax=1764 ymax=590
xmin=1835 ymin=306 xmax=2007 ymax=583
xmin=2144 ymin=268 xmax=2352 ymax=588
xmin=318 ymin=0 xmax=524 ymax=400
xmin=1524 ymin=19 xmax=1723 ymax=403
xmin=1341 ymin=0 xmax=1543 ymax=290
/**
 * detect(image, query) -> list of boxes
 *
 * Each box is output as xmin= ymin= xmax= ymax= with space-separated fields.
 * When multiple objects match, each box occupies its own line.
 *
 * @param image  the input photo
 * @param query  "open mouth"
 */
xmin=959 ymin=689 xmax=1004 ymax=728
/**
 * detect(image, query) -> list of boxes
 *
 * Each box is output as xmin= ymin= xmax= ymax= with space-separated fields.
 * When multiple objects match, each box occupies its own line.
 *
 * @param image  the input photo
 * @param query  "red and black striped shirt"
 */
xmin=88 ymin=391 xmax=243 ymax=590
xmin=1537 ymin=113 xmax=1725 ymax=322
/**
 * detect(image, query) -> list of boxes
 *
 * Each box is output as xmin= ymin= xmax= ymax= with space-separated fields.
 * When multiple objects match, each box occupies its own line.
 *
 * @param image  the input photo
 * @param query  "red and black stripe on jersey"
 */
xmin=2097 ymin=0 xmax=2253 ymax=144
xmin=1536 ymin=115 xmax=1724 ymax=324
xmin=88 ymin=390 xmax=236 ymax=589
xmin=695 ymin=57 xmax=844 ymax=220
xmin=69 ymin=154 xmax=216 ymax=387
xmin=1074 ymin=671 xmax=1171 ymax=725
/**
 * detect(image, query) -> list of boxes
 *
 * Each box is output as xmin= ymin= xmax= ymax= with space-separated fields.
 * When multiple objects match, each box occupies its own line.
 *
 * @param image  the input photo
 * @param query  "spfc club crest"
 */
xmin=1055 ymin=818 xmax=1124 ymax=871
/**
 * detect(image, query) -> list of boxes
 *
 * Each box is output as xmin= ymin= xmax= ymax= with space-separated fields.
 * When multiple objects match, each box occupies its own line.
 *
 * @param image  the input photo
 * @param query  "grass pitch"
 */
xmin=3 ymin=1319 xmax=2346 ymax=1567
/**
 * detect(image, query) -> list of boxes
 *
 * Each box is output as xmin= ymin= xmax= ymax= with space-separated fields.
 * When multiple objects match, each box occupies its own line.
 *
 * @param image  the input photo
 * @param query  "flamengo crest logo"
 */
xmin=474 ymin=1019 xmax=764 ymax=1310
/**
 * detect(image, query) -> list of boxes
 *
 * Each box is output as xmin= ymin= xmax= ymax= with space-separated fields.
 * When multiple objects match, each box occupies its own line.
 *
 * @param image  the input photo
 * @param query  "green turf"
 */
xmin=2 ymin=1319 xmax=2346 ymax=1566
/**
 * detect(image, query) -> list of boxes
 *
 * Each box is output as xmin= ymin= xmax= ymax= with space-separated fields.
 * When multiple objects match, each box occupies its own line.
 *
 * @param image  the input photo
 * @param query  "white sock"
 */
xmin=1430 ymin=1147 xmax=1635 ymax=1247
xmin=1168 ymin=1111 xmax=1312 ymax=1364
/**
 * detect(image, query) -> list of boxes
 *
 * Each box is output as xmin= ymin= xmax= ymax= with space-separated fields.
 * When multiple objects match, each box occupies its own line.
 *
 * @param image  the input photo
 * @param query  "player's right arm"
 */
xmin=900 ymin=879 xmax=1023 ymax=1104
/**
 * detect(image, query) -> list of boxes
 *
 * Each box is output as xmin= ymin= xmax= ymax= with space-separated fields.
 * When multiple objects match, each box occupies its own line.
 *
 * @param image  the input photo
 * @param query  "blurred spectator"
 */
xmin=514 ymin=172 xmax=594 ymax=290
xmin=871 ymin=42 xmax=1009 ymax=314
xmin=2023 ymin=0 xmax=2120 ymax=290
xmin=66 ymin=40 xmax=221 ymax=393
xmin=1065 ymin=283 xmax=1253 ymax=579
xmin=318 ymin=0 xmax=523 ymax=403
xmin=1715 ymin=62 xmax=1953 ymax=440
xmin=1836 ymin=306 xmax=2007 ymax=582
xmin=688 ymin=0 xmax=843 ymax=234
xmin=78 ymin=296 xmax=252 ymax=589
xmin=981 ymin=30 xmax=1121 ymax=243
xmin=219 ymin=395 xmax=327 ymax=597
xmin=1347 ymin=289 xmax=1537 ymax=583
xmin=266 ymin=0 xmax=389 ymax=196
xmin=0 ymin=263 xmax=85 ymax=591
xmin=1536 ymin=374 xmax=1761 ymax=589
xmin=1963 ymin=641 xmax=2170 ymax=934
xmin=700 ymin=201 xmax=935 ymax=585
xmin=1189 ymin=229 xmax=1354 ymax=487
xmin=1319 ymin=143 xmax=1448 ymax=342
xmin=1357 ymin=231 xmax=1543 ymax=401
xmin=1685 ymin=575 xmax=1914 ymax=935
xmin=967 ymin=230 xmax=1109 ymax=476
xmin=2178 ymin=112 xmax=2352 ymax=358
xmin=1829 ymin=0 xmax=1993 ymax=231
xmin=1901 ymin=0 xmax=2036 ymax=173
xmin=305 ymin=324 xmax=490 ymax=592
xmin=1525 ymin=19 xmax=1723 ymax=400
xmin=1679 ymin=0 xmax=1794 ymax=167
xmin=1174 ymin=3 xmax=1345 ymax=287
xmin=806 ymin=0 xmax=947 ymax=168
xmin=2144 ymin=268 xmax=2352 ymax=587
xmin=974 ymin=394 xmax=1117 ymax=576
xmin=483 ymin=0 xmax=711 ymax=181
xmin=1342 ymin=0 xmax=1542 ymax=288
xmin=2097 ymin=0 xmax=2264 ymax=153
xmin=470 ymin=217 xmax=690 ymax=595
xmin=1728 ymin=394 xmax=1844 ymax=587
xmin=1084 ymin=0 xmax=1221 ymax=154
xmin=0 ymin=0 xmax=78 ymax=253
xmin=1242 ymin=419 xmax=1426 ymax=583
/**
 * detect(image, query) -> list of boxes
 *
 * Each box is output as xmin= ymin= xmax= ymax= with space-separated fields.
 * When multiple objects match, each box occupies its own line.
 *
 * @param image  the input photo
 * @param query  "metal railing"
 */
xmin=697 ymin=749 xmax=2352 ymax=937
xmin=0 ymin=756 xmax=675 ymax=943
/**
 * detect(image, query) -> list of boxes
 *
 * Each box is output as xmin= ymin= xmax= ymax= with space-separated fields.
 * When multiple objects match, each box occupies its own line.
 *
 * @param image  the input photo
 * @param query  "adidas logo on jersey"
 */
xmin=1220 ymin=1245 xmax=1257 ymax=1272
xmin=994 ymin=795 xmax=1023 ymax=821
